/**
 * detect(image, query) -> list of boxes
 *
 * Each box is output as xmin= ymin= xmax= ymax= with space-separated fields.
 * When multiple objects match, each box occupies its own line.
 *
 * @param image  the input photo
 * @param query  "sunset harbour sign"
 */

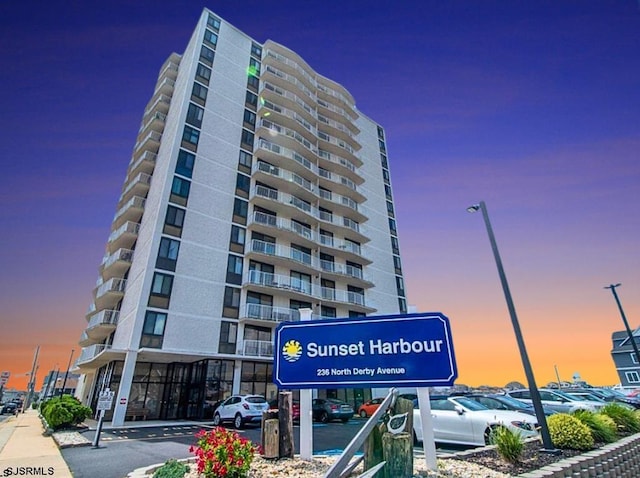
xmin=273 ymin=312 xmax=457 ymax=389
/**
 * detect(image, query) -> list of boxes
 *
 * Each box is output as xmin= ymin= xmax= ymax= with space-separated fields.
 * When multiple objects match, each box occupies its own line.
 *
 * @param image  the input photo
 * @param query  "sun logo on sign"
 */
xmin=282 ymin=340 xmax=303 ymax=362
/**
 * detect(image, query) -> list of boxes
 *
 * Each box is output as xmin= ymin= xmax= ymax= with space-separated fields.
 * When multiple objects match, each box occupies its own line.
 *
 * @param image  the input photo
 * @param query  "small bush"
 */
xmin=601 ymin=403 xmax=640 ymax=433
xmin=572 ymin=410 xmax=617 ymax=443
xmin=40 ymin=395 xmax=92 ymax=430
xmin=153 ymin=459 xmax=189 ymax=478
xmin=491 ymin=426 xmax=524 ymax=464
xmin=547 ymin=413 xmax=594 ymax=450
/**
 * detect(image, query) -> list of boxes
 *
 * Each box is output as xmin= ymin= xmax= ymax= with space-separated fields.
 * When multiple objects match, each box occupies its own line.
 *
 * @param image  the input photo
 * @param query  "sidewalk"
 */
xmin=0 ymin=409 xmax=73 ymax=478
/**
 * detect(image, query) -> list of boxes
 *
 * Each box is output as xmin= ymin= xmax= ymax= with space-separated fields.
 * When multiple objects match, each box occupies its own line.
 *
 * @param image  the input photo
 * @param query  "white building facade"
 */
xmin=75 ymin=9 xmax=408 ymax=426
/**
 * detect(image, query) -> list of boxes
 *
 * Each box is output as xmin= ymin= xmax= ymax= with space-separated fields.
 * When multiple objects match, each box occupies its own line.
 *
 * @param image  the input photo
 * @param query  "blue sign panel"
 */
xmin=273 ymin=312 xmax=457 ymax=389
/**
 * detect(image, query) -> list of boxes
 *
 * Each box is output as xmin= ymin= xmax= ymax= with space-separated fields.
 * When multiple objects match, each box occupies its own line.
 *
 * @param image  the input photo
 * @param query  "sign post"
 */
xmin=92 ymin=389 xmax=114 ymax=449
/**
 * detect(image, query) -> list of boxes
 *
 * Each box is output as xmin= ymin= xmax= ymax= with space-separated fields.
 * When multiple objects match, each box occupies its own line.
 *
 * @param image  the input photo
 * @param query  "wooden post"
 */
xmin=263 ymin=418 xmax=280 ymax=459
xmin=261 ymin=410 xmax=279 ymax=458
xmin=363 ymin=422 xmax=384 ymax=471
xmin=382 ymin=432 xmax=412 ymax=478
xmin=393 ymin=397 xmax=414 ymax=454
xmin=278 ymin=392 xmax=294 ymax=458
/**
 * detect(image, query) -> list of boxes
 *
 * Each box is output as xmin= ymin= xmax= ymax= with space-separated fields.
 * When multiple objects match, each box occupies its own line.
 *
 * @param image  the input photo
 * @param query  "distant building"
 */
xmin=39 ymin=370 xmax=79 ymax=400
xmin=611 ymin=329 xmax=640 ymax=387
xmin=75 ymin=8 xmax=407 ymax=426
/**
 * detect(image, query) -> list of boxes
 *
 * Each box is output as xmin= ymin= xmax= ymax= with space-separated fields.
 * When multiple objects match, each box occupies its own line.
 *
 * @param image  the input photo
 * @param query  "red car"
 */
xmin=357 ymin=398 xmax=384 ymax=418
xmin=268 ymin=399 xmax=300 ymax=421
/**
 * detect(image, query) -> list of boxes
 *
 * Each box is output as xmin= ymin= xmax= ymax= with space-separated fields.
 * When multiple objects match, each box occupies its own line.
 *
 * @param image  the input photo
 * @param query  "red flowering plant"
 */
xmin=189 ymin=427 xmax=259 ymax=478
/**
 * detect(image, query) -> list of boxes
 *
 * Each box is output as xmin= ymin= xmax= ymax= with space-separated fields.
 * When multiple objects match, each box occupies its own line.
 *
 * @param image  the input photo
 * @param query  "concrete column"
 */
xmin=111 ymin=350 xmax=138 ymax=426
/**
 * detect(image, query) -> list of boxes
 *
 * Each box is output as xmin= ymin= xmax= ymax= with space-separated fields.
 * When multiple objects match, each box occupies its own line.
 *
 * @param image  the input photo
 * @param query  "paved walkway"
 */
xmin=0 ymin=410 xmax=73 ymax=478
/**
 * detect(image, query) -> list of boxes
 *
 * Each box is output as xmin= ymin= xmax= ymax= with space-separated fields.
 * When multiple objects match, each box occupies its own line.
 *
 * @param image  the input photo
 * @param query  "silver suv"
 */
xmin=212 ymin=394 xmax=269 ymax=429
xmin=506 ymin=388 xmax=603 ymax=413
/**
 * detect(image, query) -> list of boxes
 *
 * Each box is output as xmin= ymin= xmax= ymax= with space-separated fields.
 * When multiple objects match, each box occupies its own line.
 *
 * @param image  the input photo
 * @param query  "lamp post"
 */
xmin=467 ymin=201 xmax=558 ymax=453
xmin=60 ymin=349 xmax=75 ymax=397
xmin=605 ymin=284 xmax=640 ymax=377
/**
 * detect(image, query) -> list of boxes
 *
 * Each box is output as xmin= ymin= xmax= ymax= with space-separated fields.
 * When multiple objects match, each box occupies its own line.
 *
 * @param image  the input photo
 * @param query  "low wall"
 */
xmin=517 ymin=433 xmax=640 ymax=478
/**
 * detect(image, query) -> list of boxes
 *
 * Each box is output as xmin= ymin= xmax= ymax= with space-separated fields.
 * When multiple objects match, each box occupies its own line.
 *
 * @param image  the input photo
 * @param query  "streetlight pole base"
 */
xmin=539 ymin=447 xmax=562 ymax=456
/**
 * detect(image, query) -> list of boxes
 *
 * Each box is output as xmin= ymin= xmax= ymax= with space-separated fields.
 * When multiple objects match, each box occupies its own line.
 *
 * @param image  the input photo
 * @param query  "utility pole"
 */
xmin=605 ymin=284 xmax=640 ymax=378
xmin=24 ymin=345 xmax=40 ymax=410
xmin=60 ymin=349 xmax=75 ymax=397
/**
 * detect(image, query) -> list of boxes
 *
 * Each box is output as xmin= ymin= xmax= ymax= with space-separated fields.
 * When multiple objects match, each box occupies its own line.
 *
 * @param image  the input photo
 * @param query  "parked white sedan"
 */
xmin=413 ymin=396 xmax=539 ymax=446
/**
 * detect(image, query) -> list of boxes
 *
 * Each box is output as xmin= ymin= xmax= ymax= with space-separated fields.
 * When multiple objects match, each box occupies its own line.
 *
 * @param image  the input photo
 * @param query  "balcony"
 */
xmin=94 ymin=278 xmax=126 ymax=310
xmin=260 ymin=81 xmax=317 ymax=124
xmin=256 ymin=138 xmax=318 ymax=180
xmin=154 ymin=77 xmax=175 ymax=97
xmin=113 ymin=196 xmax=145 ymax=230
xmin=107 ymin=221 xmax=140 ymax=254
xmin=241 ymin=340 xmax=274 ymax=358
xmin=81 ymin=310 xmax=119 ymax=345
xmin=134 ymin=131 xmax=162 ymax=155
xmin=100 ymin=248 xmax=133 ymax=281
xmin=240 ymin=304 xmax=300 ymax=325
xmin=248 ymin=211 xmax=315 ymax=248
xmin=247 ymin=239 xmax=315 ymax=275
xmin=139 ymin=111 xmax=166 ymax=135
xmin=264 ymin=47 xmax=317 ymax=92
xmin=252 ymin=160 xmax=316 ymax=202
xmin=158 ymin=58 xmax=179 ymax=81
xmin=128 ymin=150 xmax=157 ymax=178
xmin=245 ymin=270 xmax=313 ymax=300
xmin=144 ymin=93 xmax=171 ymax=117
xmin=120 ymin=172 xmax=151 ymax=206
xmin=76 ymin=344 xmax=112 ymax=366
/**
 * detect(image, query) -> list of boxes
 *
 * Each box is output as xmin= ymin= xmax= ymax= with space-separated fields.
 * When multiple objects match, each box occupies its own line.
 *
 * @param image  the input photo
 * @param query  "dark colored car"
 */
xmin=268 ymin=399 xmax=300 ymax=421
xmin=464 ymin=393 xmax=557 ymax=416
xmin=312 ymin=398 xmax=354 ymax=423
xmin=1 ymin=402 xmax=18 ymax=414
xmin=566 ymin=388 xmax=640 ymax=409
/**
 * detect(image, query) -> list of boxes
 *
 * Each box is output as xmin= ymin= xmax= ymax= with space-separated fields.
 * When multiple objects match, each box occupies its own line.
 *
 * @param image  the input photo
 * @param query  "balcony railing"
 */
xmin=87 ymin=309 xmax=120 ymax=329
xmin=77 ymin=344 xmax=112 ymax=364
xmin=108 ymin=221 xmax=140 ymax=245
xmin=242 ymin=303 xmax=300 ymax=323
xmin=241 ymin=340 xmax=274 ymax=358
xmin=95 ymin=278 xmax=126 ymax=299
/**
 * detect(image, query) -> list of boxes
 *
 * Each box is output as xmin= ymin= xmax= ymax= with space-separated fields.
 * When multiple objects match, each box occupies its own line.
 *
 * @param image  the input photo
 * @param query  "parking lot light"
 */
xmin=467 ymin=201 xmax=559 ymax=454
xmin=605 ymin=284 xmax=640 ymax=377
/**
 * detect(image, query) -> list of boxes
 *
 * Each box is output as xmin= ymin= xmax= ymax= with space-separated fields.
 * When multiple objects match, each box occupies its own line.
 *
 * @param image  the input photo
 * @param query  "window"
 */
xmin=398 ymin=297 xmax=407 ymax=314
xmin=236 ymin=173 xmax=250 ymax=197
xmin=378 ymin=139 xmax=386 ymax=153
xmin=626 ymin=371 xmax=640 ymax=383
xmin=384 ymin=184 xmax=393 ymax=200
xmin=393 ymin=255 xmax=402 ymax=273
xmin=632 ymin=353 xmax=639 ymax=364
xmin=321 ymin=306 xmax=336 ymax=319
xmin=391 ymin=236 xmax=400 ymax=255
xmin=222 ymin=286 xmax=241 ymax=318
xmin=218 ymin=321 xmax=237 ymax=354
xmin=251 ymin=43 xmax=262 ymax=58
xmin=241 ymin=129 xmax=254 ymax=149
xmin=165 ymin=206 xmax=185 ymax=227
xmin=200 ymin=45 xmax=215 ymax=66
xmin=233 ymin=198 xmax=248 ymax=224
xmin=247 ymin=75 xmax=259 ymax=92
xmin=140 ymin=311 xmax=167 ymax=348
xmin=175 ymin=150 xmax=195 ymax=178
xmin=226 ymin=255 xmax=243 ymax=285
xmin=239 ymin=150 xmax=252 ymax=169
xmin=191 ymin=82 xmax=208 ymax=105
xmin=243 ymin=109 xmax=256 ymax=128
xmin=377 ymin=126 xmax=385 ymax=140
xmin=396 ymin=276 xmax=405 ymax=297
xmin=382 ymin=169 xmax=390 ymax=184
xmin=249 ymin=57 xmax=261 ymax=76
xmin=182 ymin=126 xmax=200 ymax=146
xmin=203 ymin=29 xmax=218 ymax=48
xmin=380 ymin=154 xmax=388 ymax=168
xmin=245 ymin=91 xmax=258 ymax=109
xmin=386 ymin=201 xmax=395 ymax=216
xmin=186 ymin=103 xmax=204 ymax=128
xmin=230 ymin=225 xmax=246 ymax=253
xmin=290 ymin=271 xmax=311 ymax=294
xmin=148 ymin=273 xmax=174 ymax=308
xmin=196 ymin=64 xmax=211 ymax=85
xmin=389 ymin=218 xmax=397 ymax=235
xmin=170 ymin=176 xmax=190 ymax=206
xmin=156 ymin=237 xmax=180 ymax=271
xmin=207 ymin=14 xmax=221 ymax=31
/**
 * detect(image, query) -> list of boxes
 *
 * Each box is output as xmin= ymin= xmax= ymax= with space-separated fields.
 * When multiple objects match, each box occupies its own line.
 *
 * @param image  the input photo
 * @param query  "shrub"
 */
xmin=601 ymin=403 xmax=640 ymax=433
xmin=189 ymin=427 xmax=258 ymax=478
xmin=153 ymin=459 xmax=190 ymax=478
xmin=40 ymin=395 xmax=92 ymax=430
xmin=547 ymin=413 xmax=594 ymax=450
xmin=490 ymin=426 xmax=524 ymax=463
xmin=572 ymin=410 xmax=617 ymax=443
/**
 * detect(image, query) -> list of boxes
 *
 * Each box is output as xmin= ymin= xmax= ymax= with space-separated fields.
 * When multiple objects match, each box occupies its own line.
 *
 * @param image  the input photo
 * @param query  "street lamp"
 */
xmin=60 ymin=349 xmax=75 ymax=397
xmin=605 ymin=284 xmax=640 ymax=378
xmin=467 ymin=201 xmax=558 ymax=453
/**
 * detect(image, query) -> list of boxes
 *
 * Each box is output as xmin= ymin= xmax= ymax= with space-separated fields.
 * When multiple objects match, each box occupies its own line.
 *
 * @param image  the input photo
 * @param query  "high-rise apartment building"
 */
xmin=75 ymin=8 xmax=407 ymax=426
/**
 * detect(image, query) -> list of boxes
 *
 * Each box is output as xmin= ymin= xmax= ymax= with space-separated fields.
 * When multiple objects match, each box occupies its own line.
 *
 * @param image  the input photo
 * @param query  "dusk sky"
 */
xmin=1 ymin=1 xmax=639 ymax=391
